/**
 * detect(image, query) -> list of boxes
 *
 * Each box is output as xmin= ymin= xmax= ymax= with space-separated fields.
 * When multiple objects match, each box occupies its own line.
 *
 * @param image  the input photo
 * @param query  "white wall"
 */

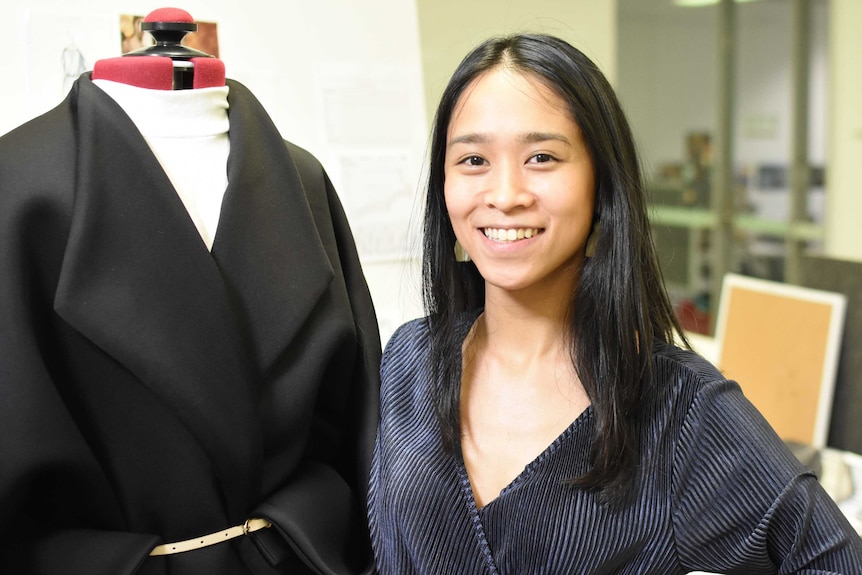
xmin=827 ymin=0 xmax=862 ymax=262
xmin=416 ymin=0 xmax=616 ymax=124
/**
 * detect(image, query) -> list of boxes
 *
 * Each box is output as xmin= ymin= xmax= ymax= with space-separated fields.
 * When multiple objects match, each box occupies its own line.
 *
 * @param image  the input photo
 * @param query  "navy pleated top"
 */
xmin=368 ymin=317 xmax=862 ymax=574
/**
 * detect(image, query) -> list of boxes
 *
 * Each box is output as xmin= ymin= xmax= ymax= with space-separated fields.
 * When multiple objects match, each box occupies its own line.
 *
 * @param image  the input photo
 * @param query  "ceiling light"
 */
xmin=674 ymin=0 xmax=762 ymax=6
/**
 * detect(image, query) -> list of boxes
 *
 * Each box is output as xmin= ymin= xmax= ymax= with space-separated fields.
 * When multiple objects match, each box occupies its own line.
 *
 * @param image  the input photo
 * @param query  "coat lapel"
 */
xmin=211 ymin=80 xmax=334 ymax=374
xmin=53 ymin=77 xmax=260 ymax=517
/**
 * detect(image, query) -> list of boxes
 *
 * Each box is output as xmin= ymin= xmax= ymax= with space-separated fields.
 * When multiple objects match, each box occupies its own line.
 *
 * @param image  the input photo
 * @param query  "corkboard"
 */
xmin=715 ymin=274 xmax=846 ymax=448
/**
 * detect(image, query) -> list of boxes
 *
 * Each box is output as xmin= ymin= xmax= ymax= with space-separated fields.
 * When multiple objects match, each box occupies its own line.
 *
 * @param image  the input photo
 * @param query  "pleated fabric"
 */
xmin=368 ymin=317 xmax=862 ymax=575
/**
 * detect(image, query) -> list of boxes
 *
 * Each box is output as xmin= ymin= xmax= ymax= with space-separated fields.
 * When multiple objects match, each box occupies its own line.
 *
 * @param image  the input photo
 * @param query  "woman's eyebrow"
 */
xmin=447 ymin=133 xmax=492 ymax=147
xmin=518 ymin=131 xmax=571 ymax=145
xmin=448 ymin=132 xmax=571 ymax=146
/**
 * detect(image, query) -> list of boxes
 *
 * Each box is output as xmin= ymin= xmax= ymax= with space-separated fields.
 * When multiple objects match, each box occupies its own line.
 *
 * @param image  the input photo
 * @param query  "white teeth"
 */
xmin=483 ymin=228 xmax=542 ymax=242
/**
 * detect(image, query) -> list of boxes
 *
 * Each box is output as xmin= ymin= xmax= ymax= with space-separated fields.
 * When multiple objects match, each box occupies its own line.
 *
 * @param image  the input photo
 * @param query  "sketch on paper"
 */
xmin=316 ymin=64 xmax=427 ymax=262
xmin=61 ymin=44 xmax=87 ymax=95
xmin=21 ymin=11 xmax=114 ymax=124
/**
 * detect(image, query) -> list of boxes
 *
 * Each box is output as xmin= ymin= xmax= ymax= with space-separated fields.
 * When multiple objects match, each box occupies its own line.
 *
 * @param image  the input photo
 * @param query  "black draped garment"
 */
xmin=369 ymin=317 xmax=862 ymax=574
xmin=0 ymin=74 xmax=380 ymax=574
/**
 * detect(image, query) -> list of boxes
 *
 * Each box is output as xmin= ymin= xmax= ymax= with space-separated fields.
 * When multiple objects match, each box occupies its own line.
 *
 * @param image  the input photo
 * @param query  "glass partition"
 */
xmin=617 ymin=0 xmax=829 ymax=335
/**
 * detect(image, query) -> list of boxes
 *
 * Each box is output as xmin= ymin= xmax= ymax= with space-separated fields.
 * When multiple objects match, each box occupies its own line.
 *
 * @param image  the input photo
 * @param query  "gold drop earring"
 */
xmin=585 ymin=222 xmax=601 ymax=258
xmin=454 ymin=240 xmax=471 ymax=262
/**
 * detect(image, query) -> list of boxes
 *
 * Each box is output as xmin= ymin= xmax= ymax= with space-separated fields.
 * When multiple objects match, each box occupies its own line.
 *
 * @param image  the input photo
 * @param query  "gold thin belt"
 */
xmin=149 ymin=518 xmax=272 ymax=556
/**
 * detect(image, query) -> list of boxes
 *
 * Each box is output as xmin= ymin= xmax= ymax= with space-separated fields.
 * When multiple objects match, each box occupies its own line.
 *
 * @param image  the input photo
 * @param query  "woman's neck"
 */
xmin=479 ymin=278 xmax=572 ymax=351
xmin=466 ymin=295 xmax=570 ymax=382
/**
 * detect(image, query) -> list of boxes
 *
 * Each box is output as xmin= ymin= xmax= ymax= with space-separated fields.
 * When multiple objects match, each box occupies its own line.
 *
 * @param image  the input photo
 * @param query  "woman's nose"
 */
xmin=485 ymin=164 xmax=533 ymax=211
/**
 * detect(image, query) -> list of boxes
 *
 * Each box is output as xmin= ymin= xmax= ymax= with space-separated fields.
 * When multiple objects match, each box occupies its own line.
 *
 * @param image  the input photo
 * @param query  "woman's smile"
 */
xmin=482 ymin=227 xmax=544 ymax=242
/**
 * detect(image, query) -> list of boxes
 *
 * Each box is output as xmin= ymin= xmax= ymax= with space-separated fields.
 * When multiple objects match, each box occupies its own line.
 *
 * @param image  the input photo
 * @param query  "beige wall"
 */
xmin=827 ymin=0 xmax=862 ymax=262
xmin=415 ymin=0 xmax=616 ymax=124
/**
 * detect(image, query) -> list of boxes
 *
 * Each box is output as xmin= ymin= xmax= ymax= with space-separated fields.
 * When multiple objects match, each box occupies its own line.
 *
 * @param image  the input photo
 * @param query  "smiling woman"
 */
xmin=367 ymin=32 xmax=862 ymax=574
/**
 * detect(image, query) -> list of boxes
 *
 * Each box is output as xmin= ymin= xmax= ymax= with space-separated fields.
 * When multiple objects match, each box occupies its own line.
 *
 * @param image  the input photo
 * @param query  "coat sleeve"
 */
xmin=251 ymin=142 xmax=381 ymax=575
xmin=0 ymin=114 xmax=159 ymax=573
xmin=672 ymin=377 xmax=862 ymax=574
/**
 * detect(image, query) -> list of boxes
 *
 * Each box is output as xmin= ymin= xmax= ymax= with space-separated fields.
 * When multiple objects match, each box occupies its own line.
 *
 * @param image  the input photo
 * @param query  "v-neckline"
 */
xmin=455 ymin=406 xmax=593 ymax=573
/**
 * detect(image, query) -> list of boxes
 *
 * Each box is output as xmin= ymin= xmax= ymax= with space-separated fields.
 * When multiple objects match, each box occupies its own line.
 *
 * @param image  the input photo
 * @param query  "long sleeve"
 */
xmin=672 ymin=377 xmax=862 ymax=574
xmin=248 ymin=141 xmax=381 ymax=574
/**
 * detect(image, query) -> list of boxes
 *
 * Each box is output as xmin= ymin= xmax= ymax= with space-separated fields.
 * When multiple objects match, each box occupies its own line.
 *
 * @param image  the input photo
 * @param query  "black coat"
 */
xmin=0 ymin=74 xmax=380 ymax=575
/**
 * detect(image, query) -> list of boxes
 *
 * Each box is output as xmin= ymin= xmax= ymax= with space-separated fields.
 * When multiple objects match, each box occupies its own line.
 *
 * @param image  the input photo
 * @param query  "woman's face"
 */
xmin=444 ymin=68 xmax=596 ymax=298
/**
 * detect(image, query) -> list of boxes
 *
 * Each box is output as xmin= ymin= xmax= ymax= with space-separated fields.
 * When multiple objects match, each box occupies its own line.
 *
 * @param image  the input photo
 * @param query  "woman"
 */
xmin=368 ymin=33 xmax=862 ymax=574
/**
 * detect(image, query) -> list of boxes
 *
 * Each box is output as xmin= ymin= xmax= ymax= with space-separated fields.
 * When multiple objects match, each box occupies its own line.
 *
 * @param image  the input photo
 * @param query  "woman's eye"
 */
xmin=463 ymin=155 xmax=485 ymax=166
xmin=531 ymin=153 xmax=554 ymax=164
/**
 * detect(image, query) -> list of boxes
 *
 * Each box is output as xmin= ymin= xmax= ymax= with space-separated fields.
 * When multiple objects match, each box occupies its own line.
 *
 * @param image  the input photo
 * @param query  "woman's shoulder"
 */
xmin=380 ymin=317 xmax=431 ymax=379
xmin=379 ymin=317 xmax=432 ymax=399
xmin=383 ymin=317 xmax=431 ymax=357
xmin=381 ymin=311 xmax=480 ymax=373
xmin=646 ymin=339 xmax=743 ymax=421
xmin=652 ymin=339 xmax=727 ymax=391
xmin=378 ymin=311 xmax=478 ymax=412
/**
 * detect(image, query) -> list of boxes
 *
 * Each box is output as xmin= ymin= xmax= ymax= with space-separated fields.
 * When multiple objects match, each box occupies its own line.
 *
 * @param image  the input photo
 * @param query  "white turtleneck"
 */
xmin=93 ymin=78 xmax=230 ymax=251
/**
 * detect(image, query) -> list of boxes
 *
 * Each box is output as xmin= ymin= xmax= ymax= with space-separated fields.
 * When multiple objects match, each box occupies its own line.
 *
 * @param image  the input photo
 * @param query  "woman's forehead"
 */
xmin=447 ymin=68 xmax=579 ymax=141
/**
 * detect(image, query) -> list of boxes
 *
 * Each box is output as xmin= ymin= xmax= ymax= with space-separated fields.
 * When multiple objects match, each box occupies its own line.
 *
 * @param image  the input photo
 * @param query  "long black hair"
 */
xmin=422 ymin=33 xmax=685 ymax=502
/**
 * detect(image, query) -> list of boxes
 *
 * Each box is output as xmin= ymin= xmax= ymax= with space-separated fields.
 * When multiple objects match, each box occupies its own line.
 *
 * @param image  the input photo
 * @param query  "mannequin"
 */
xmin=0 ymin=7 xmax=380 ymax=575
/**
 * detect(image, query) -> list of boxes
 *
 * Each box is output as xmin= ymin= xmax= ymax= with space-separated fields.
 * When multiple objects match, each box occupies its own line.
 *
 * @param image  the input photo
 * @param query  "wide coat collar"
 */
xmin=52 ymin=75 xmax=334 ymax=517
